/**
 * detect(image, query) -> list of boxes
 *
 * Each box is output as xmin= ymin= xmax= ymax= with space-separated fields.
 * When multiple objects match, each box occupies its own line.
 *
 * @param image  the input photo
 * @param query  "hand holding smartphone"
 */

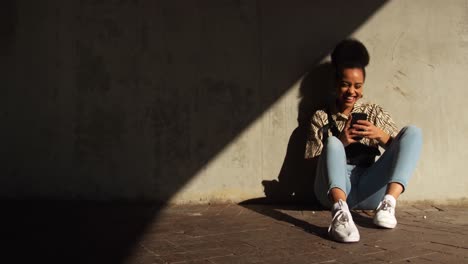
xmin=350 ymin=113 xmax=368 ymax=140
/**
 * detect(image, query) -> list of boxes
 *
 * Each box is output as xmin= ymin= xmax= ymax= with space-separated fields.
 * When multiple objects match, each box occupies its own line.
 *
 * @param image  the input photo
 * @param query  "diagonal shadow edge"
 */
xmin=1 ymin=1 xmax=389 ymax=263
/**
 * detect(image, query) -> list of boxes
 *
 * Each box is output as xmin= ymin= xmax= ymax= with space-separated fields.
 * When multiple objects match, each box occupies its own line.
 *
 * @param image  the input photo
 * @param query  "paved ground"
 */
xmin=3 ymin=202 xmax=468 ymax=263
xmin=125 ymin=203 xmax=468 ymax=264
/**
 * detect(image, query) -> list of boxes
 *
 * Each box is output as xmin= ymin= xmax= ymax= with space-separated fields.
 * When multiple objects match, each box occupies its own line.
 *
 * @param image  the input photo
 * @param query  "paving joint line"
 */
xmin=429 ymin=241 xmax=468 ymax=250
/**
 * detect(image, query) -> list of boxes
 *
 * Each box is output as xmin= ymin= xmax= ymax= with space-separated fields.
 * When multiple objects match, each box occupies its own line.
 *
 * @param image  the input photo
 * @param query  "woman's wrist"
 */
xmin=377 ymin=130 xmax=391 ymax=147
xmin=339 ymin=134 xmax=350 ymax=147
xmin=385 ymin=136 xmax=394 ymax=148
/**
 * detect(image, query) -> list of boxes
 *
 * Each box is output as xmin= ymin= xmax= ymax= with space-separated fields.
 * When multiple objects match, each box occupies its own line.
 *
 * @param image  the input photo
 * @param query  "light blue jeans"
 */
xmin=314 ymin=126 xmax=423 ymax=210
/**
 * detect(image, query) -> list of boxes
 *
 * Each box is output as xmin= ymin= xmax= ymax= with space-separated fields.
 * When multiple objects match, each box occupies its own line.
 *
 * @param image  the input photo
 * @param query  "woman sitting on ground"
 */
xmin=305 ymin=39 xmax=423 ymax=243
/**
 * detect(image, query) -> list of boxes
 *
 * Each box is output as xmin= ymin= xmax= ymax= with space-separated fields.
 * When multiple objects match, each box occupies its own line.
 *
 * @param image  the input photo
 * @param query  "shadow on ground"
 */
xmin=238 ymin=202 xmax=377 ymax=242
xmin=239 ymin=201 xmax=329 ymax=240
xmin=1 ymin=201 xmax=159 ymax=263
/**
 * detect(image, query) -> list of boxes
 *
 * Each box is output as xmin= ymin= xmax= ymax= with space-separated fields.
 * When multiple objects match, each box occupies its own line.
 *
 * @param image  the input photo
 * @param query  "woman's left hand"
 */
xmin=352 ymin=120 xmax=390 ymax=145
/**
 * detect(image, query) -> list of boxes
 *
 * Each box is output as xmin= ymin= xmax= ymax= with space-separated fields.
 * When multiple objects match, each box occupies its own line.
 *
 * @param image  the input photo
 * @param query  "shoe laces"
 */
xmin=377 ymin=200 xmax=394 ymax=214
xmin=328 ymin=209 xmax=350 ymax=233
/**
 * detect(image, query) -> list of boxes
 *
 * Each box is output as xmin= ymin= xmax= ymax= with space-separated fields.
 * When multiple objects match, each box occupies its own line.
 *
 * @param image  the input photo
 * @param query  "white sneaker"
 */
xmin=373 ymin=200 xmax=397 ymax=228
xmin=328 ymin=200 xmax=360 ymax=242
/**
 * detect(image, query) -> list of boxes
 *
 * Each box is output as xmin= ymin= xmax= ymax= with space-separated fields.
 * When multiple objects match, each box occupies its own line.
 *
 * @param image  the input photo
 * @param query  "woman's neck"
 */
xmin=341 ymin=107 xmax=352 ymax=116
xmin=336 ymin=101 xmax=353 ymax=116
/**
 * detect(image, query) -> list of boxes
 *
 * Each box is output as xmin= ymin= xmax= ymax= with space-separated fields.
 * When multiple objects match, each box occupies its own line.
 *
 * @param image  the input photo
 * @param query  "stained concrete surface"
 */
xmin=3 ymin=202 xmax=468 ymax=263
xmin=3 ymin=0 xmax=468 ymax=204
xmin=3 ymin=0 xmax=390 ymax=202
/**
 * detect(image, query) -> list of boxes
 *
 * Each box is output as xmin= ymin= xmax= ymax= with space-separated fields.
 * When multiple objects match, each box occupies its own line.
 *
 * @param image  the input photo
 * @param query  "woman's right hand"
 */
xmin=339 ymin=117 xmax=357 ymax=147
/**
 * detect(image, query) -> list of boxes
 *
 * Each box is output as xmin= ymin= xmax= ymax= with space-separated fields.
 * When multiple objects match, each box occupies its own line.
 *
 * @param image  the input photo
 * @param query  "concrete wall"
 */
xmin=2 ymin=0 xmax=467 ymax=203
xmin=354 ymin=0 xmax=468 ymax=202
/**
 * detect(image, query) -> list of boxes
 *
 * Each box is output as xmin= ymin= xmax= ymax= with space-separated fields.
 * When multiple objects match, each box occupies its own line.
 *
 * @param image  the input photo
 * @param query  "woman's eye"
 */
xmin=355 ymin=85 xmax=362 ymax=89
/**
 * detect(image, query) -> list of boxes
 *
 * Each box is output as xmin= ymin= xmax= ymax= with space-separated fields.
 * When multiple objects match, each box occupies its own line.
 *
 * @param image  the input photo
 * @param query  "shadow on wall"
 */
xmin=1 ymin=0 xmax=387 ymax=263
xmin=259 ymin=63 xmax=335 ymax=205
xmin=0 ymin=0 xmax=16 ymax=54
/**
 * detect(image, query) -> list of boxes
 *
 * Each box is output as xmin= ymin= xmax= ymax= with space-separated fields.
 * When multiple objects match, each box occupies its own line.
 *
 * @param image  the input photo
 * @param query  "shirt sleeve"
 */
xmin=371 ymin=104 xmax=399 ymax=138
xmin=304 ymin=111 xmax=326 ymax=159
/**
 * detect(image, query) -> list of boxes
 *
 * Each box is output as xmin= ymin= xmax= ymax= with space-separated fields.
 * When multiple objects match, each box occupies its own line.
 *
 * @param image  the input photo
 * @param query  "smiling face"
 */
xmin=336 ymin=67 xmax=364 ymax=114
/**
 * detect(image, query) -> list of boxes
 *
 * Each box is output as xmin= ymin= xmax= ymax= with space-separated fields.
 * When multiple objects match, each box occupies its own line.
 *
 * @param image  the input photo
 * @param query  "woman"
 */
xmin=305 ymin=39 xmax=422 ymax=243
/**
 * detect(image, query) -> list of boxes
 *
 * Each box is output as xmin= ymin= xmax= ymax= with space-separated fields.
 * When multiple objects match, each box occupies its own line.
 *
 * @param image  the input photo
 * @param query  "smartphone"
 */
xmin=351 ymin=113 xmax=368 ymax=127
xmin=351 ymin=113 xmax=368 ymax=140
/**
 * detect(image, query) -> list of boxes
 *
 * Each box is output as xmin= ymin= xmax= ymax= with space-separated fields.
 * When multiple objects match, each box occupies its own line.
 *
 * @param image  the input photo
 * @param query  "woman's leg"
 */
xmin=314 ymin=136 xmax=360 ymax=242
xmin=314 ymin=136 xmax=352 ymax=208
xmin=353 ymin=125 xmax=423 ymax=210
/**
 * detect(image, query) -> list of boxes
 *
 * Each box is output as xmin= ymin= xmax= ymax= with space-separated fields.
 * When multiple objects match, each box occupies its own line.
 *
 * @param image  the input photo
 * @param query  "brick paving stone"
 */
xmin=338 ymin=259 xmax=387 ymax=264
xmin=278 ymin=238 xmax=328 ymax=254
xmin=158 ymin=248 xmax=234 ymax=263
xmin=139 ymin=240 xmax=187 ymax=256
xmin=177 ymin=241 xmax=224 ymax=252
xmin=261 ymin=252 xmax=335 ymax=264
xmin=411 ymin=204 xmax=443 ymax=212
xmin=393 ymin=257 xmax=435 ymax=263
xmin=208 ymin=255 xmax=262 ymax=264
xmin=333 ymin=252 xmax=384 ymax=264
xmin=217 ymin=241 xmax=258 ymax=256
xmin=317 ymin=244 xmax=387 ymax=264
xmin=419 ymin=251 xmax=468 ymax=263
xmin=369 ymin=247 xmax=438 ymax=262
xmin=377 ymin=237 xmax=428 ymax=251
xmin=337 ymin=243 xmax=385 ymax=255
xmin=422 ymin=234 xmax=468 ymax=249
xmin=171 ymin=237 xmax=223 ymax=247
xmin=420 ymin=242 xmax=468 ymax=258
xmin=234 ymin=248 xmax=293 ymax=263
xmin=180 ymin=260 xmax=214 ymax=264
xmin=399 ymin=222 xmax=465 ymax=237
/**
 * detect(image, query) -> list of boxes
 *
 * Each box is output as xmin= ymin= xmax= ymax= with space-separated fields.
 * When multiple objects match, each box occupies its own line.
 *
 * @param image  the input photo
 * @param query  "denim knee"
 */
xmin=399 ymin=125 xmax=423 ymax=140
xmin=325 ymin=136 xmax=344 ymax=151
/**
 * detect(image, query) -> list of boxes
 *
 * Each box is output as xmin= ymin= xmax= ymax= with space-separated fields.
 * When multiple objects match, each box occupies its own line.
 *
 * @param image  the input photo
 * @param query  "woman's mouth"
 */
xmin=344 ymin=96 xmax=356 ymax=103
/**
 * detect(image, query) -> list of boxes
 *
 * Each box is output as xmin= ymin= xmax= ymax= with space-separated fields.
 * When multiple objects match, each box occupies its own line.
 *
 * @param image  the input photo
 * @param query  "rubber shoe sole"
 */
xmin=330 ymin=232 xmax=360 ymax=243
xmin=373 ymin=217 xmax=397 ymax=229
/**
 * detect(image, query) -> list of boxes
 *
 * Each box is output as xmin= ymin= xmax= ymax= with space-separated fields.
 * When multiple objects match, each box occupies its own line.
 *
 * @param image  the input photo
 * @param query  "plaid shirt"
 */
xmin=304 ymin=102 xmax=399 ymax=159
